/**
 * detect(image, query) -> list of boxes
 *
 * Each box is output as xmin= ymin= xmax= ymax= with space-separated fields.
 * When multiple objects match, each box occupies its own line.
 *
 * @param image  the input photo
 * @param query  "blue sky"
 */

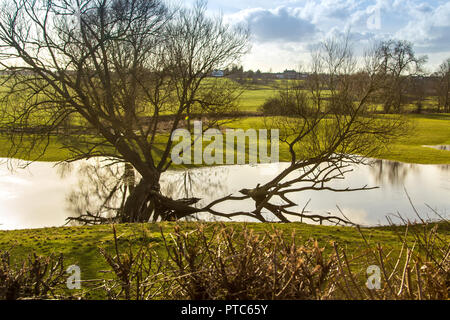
xmin=185 ymin=0 xmax=450 ymax=72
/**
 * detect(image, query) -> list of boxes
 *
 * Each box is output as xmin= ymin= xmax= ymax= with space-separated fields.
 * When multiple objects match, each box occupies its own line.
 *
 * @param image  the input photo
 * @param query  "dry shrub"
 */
xmin=331 ymin=222 xmax=449 ymax=300
xmin=1 ymin=217 xmax=447 ymax=300
xmin=160 ymin=224 xmax=337 ymax=299
xmin=100 ymin=224 xmax=340 ymax=300
xmin=100 ymin=221 xmax=448 ymax=300
xmin=98 ymin=225 xmax=168 ymax=300
xmin=259 ymin=90 xmax=309 ymax=116
xmin=0 ymin=250 xmax=66 ymax=300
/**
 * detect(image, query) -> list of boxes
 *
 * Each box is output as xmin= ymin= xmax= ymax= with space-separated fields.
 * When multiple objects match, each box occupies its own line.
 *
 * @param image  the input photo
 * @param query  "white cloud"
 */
xmin=226 ymin=6 xmax=318 ymax=43
xmin=394 ymin=2 xmax=450 ymax=56
xmin=221 ymin=0 xmax=450 ymax=71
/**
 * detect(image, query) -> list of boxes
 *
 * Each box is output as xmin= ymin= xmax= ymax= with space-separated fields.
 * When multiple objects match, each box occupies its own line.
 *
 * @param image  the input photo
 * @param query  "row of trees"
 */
xmin=0 ymin=0 xmax=429 ymax=224
xmin=260 ymin=39 xmax=439 ymax=116
xmin=233 ymin=41 xmax=449 ymax=114
xmin=434 ymin=58 xmax=450 ymax=112
xmin=379 ymin=51 xmax=450 ymax=113
xmin=220 ymin=66 xmax=273 ymax=85
xmin=374 ymin=48 xmax=449 ymax=114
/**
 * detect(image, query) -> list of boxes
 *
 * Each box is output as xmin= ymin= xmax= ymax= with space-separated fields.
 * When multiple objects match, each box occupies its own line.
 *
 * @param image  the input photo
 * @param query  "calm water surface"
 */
xmin=423 ymin=145 xmax=450 ymax=151
xmin=0 ymin=158 xmax=448 ymax=229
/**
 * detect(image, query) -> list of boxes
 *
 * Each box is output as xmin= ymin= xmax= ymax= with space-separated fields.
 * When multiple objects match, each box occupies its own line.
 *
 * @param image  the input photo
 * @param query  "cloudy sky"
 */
xmin=185 ymin=0 xmax=450 ymax=72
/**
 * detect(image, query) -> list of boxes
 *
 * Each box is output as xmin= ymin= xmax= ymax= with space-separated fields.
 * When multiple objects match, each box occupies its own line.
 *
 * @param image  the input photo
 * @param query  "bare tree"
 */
xmin=434 ymin=58 xmax=450 ymax=112
xmin=409 ymin=76 xmax=427 ymax=113
xmin=181 ymin=36 xmax=410 ymax=225
xmin=0 ymin=2 xmax=412 ymax=226
xmin=373 ymin=40 xmax=427 ymax=113
xmin=0 ymin=0 xmax=249 ymax=223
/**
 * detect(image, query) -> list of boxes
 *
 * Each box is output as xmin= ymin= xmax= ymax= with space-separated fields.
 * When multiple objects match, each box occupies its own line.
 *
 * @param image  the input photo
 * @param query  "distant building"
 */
xmin=283 ymin=70 xmax=298 ymax=79
xmin=298 ymin=73 xmax=308 ymax=79
xmin=211 ymin=70 xmax=224 ymax=77
xmin=275 ymin=70 xmax=308 ymax=80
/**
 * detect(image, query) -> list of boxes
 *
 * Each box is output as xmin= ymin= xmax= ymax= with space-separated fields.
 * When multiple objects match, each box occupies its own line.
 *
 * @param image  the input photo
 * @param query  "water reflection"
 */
xmin=161 ymin=168 xmax=231 ymax=204
xmin=0 ymin=158 xmax=448 ymax=229
xmin=65 ymin=159 xmax=135 ymax=225
xmin=0 ymin=159 xmax=78 ymax=229
xmin=370 ymin=159 xmax=419 ymax=186
xmin=423 ymin=145 xmax=450 ymax=151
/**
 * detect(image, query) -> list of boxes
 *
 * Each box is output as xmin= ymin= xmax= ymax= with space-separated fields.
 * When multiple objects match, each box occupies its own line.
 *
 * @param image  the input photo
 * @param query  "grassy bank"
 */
xmin=1 ymin=221 xmax=449 ymax=287
xmin=0 ymin=221 xmax=448 ymax=299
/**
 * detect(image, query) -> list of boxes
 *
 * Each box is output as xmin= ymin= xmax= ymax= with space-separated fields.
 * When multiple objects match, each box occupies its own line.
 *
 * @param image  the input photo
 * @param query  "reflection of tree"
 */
xmin=161 ymin=167 xmax=230 ymax=206
xmin=65 ymin=160 xmax=234 ymax=224
xmin=61 ymin=158 xmax=450 ymax=225
xmin=370 ymin=159 xmax=418 ymax=186
xmin=65 ymin=160 xmax=136 ymax=225
xmin=159 ymin=167 xmax=235 ymax=222
xmin=55 ymin=162 xmax=74 ymax=179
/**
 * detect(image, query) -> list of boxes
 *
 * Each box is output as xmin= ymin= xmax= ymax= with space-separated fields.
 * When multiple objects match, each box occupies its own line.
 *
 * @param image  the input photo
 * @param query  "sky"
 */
xmin=185 ymin=0 xmax=450 ymax=73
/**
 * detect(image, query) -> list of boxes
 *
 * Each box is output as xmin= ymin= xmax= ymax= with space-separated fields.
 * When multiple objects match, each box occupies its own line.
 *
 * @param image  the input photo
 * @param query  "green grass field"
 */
xmin=230 ymin=84 xmax=450 ymax=165
xmin=1 ymin=81 xmax=449 ymax=164
xmin=222 ymin=114 xmax=450 ymax=164
xmin=1 ymin=113 xmax=449 ymax=164
xmin=238 ymin=88 xmax=277 ymax=112
xmin=375 ymin=114 xmax=450 ymax=164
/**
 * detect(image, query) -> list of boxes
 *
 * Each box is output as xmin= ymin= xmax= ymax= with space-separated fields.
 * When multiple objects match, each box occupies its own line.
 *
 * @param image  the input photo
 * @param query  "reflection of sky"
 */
xmin=0 ymin=158 xmax=449 ymax=229
xmin=0 ymin=159 xmax=79 ymax=230
xmin=162 ymin=161 xmax=450 ymax=226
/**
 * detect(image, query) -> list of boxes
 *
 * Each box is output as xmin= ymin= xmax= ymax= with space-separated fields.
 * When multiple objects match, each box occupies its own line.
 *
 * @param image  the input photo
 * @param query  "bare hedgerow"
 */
xmin=0 ymin=250 xmax=66 ymax=300
xmin=97 ymin=223 xmax=340 ymax=300
xmin=331 ymin=214 xmax=449 ymax=300
xmin=98 ymin=225 xmax=169 ymax=300
xmin=1 ymin=215 xmax=447 ymax=300
xmin=99 ymin=218 xmax=448 ymax=300
xmin=159 ymin=224 xmax=338 ymax=300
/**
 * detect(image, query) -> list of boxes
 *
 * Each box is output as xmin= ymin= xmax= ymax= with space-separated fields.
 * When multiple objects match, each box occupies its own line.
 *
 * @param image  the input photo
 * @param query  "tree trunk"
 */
xmin=120 ymin=174 xmax=160 ymax=223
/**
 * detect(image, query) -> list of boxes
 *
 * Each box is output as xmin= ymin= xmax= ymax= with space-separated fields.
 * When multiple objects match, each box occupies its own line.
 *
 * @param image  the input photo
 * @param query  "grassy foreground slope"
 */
xmin=1 ymin=222 xmax=449 ymax=284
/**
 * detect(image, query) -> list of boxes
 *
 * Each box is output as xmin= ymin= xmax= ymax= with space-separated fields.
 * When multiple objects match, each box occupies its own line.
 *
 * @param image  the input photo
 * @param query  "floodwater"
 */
xmin=0 ymin=158 xmax=449 ymax=229
xmin=423 ymin=145 xmax=450 ymax=151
